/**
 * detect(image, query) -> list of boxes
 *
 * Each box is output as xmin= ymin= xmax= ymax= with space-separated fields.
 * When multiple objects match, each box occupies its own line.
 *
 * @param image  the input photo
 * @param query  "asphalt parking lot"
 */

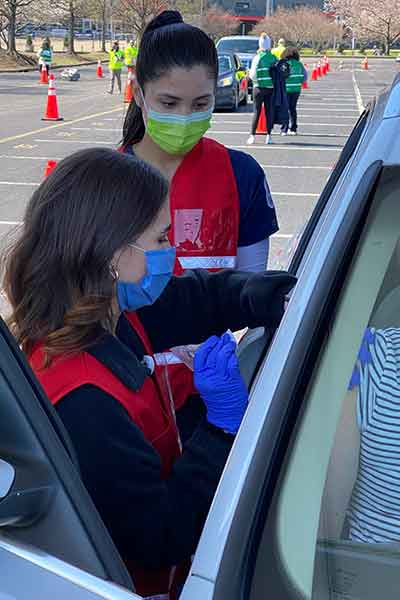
xmin=0 ymin=57 xmax=398 ymax=271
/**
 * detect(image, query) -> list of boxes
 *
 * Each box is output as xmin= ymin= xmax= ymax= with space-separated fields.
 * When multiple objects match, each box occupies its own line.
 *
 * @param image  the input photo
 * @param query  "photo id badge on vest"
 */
xmin=173 ymin=208 xmax=237 ymax=270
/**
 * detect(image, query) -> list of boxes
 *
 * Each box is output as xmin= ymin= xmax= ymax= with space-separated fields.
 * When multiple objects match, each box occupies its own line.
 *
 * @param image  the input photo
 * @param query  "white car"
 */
xmin=0 ymin=75 xmax=400 ymax=599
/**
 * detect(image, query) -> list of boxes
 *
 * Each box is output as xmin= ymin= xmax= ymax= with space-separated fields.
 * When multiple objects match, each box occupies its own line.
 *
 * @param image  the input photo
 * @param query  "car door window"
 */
xmin=248 ymin=166 xmax=400 ymax=600
xmin=289 ymin=106 xmax=372 ymax=274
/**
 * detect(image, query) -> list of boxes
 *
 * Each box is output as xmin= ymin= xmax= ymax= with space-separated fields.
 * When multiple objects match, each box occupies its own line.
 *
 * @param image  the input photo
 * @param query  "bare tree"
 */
xmin=86 ymin=0 xmax=108 ymax=51
xmin=332 ymin=0 xmax=400 ymax=54
xmin=253 ymin=7 xmax=340 ymax=51
xmin=199 ymin=5 xmax=237 ymax=41
xmin=0 ymin=0 xmax=38 ymax=56
xmin=45 ymin=0 xmax=87 ymax=54
xmin=115 ymin=0 xmax=166 ymax=39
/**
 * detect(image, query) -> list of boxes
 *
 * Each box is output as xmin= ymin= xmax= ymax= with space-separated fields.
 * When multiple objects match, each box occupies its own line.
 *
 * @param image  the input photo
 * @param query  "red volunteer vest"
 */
xmin=170 ymin=137 xmax=240 ymax=273
xmin=29 ymin=312 xmax=184 ymax=598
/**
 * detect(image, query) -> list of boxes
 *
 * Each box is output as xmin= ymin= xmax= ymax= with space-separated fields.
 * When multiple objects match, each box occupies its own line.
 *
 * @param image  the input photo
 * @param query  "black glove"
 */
xmin=240 ymin=271 xmax=297 ymax=329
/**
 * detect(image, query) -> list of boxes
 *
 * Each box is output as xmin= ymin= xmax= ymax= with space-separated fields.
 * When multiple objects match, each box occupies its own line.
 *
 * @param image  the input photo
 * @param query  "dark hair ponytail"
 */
xmin=281 ymin=47 xmax=300 ymax=61
xmin=122 ymin=10 xmax=218 ymax=148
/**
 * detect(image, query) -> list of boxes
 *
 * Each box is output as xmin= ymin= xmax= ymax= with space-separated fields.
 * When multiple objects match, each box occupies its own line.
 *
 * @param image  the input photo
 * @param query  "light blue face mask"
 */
xmin=117 ymin=244 xmax=176 ymax=312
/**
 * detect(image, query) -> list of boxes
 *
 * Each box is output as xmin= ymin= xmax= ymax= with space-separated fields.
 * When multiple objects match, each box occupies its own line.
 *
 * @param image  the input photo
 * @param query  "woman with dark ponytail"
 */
xmin=122 ymin=10 xmax=278 ymax=275
xmin=122 ymin=11 xmax=280 ymax=415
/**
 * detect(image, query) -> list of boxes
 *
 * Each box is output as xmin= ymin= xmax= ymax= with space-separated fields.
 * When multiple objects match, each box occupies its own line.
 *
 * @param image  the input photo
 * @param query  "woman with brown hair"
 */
xmin=2 ymin=147 xmax=295 ymax=599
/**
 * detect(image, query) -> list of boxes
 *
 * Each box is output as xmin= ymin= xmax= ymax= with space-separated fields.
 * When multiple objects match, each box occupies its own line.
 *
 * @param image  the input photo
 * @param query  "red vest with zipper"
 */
xmin=29 ymin=311 xmax=183 ymax=599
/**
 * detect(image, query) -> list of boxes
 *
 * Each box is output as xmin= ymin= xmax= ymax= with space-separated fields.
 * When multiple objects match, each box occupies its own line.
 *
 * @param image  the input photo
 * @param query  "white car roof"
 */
xmin=217 ymin=36 xmax=258 ymax=41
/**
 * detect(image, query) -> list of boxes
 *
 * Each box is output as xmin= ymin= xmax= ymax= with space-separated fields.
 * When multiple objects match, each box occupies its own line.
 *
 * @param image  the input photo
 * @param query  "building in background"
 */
xmin=217 ymin=0 xmax=323 ymax=34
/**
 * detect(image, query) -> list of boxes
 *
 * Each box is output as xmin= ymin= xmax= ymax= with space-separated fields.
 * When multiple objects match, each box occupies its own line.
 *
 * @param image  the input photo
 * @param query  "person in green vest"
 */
xmin=272 ymin=38 xmax=286 ymax=59
xmin=37 ymin=41 xmax=53 ymax=75
xmin=125 ymin=39 xmax=138 ymax=70
xmin=108 ymin=41 xmax=125 ymax=94
xmin=280 ymin=47 xmax=307 ymax=136
xmin=248 ymin=33 xmax=277 ymax=145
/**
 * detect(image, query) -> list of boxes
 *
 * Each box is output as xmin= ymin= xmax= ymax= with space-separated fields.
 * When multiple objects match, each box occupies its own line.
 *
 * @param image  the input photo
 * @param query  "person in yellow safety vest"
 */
xmin=125 ymin=40 xmax=138 ymax=70
xmin=108 ymin=41 xmax=125 ymax=94
xmin=280 ymin=47 xmax=307 ymax=136
xmin=271 ymin=38 xmax=286 ymax=59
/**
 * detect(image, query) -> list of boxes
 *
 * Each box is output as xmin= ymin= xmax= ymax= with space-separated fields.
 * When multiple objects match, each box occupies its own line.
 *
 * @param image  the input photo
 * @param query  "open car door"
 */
xmin=0 ymin=317 xmax=141 ymax=599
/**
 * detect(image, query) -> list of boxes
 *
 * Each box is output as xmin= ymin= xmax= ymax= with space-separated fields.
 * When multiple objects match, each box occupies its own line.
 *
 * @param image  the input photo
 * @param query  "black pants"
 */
xmin=282 ymin=92 xmax=300 ymax=133
xmin=251 ymin=87 xmax=274 ymax=135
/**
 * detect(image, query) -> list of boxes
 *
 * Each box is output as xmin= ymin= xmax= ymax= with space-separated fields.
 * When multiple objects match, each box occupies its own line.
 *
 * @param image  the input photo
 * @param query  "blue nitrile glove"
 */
xmin=194 ymin=333 xmax=249 ymax=435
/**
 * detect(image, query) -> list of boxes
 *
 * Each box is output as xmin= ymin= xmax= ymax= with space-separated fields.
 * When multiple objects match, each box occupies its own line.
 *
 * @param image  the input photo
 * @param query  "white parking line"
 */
xmin=35 ymin=139 xmax=114 ymax=145
xmin=297 ymin=103 xmax=358 ymax=109
xmin=0 ymin=155 xmax=331 ymax=171
xmin=214 ymin=115 xmax=357 ymax=121
xmin=0 ymin=181 xmax=38 ymax=186
xmin=0 ymin=107 xmax=123 ymax=145
xmin=0 ymin=181 xmax=319 ymax=197
xmin=273 ymin=233 xmax=293 ymax=239
xmin=211 ymin=130 xmax=346 ymax=138
xmin=228 ymin=145 xmax=342 ymax=151
xmin=0 ymin=155 xmax=63 ymax=161
xmin=71 ymin=127 xmax=119 ymax=132
xmin=352 ymin=72 xmax=365 ymax=114
xmin=261 ymin=164 xmax=330 ymax=170
xmin=212 ymin=121 xmax=353 ymax=127
xmin=296 ymin=108 xmax=359 ymax=113
xmin=0 ymin=220 xmax=22 ymax=225
xmin=272 ymin=192 xmax=319 ymax=197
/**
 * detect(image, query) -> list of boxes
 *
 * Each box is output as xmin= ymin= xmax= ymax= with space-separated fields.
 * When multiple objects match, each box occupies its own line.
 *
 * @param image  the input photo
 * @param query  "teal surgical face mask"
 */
xmin=141 ymin=90 xmax=214 ymax=156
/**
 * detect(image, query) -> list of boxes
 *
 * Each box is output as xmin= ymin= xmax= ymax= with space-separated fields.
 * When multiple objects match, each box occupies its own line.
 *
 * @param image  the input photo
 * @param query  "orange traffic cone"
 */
xmin=317 ymin=61 xmax=322 ymax=77
xmin=311 ymin=64 xmax=318 ymax=81
xmin=96 ymin=60 xmax=103 ymax=78
xmin=44 ymin=160 xmax=57 ymax=177
xmin=124 ymin=70 xmax=134 ymax=104
xmin=326 ymin=57 xmax=330 ymax=72
xmin=39 ymin=63 xmax=48 ymax=85
xmin=256 ymin=106 xmax=267 ymax=134
xmin=362 ymin=56 xmax=369 ymax=70
xmin=42 ymin=75 xmax=63 ymax=121
xmin=302 ymin=64 xmax=309 ymax=89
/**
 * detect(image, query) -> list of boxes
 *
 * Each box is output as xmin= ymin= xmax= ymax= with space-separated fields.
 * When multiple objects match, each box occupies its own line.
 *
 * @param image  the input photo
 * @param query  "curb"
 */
xmin=0 ymin=59 xmax=108 ymax=74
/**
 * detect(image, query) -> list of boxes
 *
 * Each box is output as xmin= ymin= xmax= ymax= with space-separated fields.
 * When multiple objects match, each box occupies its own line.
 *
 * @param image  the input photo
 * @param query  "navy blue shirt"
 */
xmin=125 ymin=144 xmax=278 ymax=248
xmin=228 ymin=148 xmax=278 ymax=246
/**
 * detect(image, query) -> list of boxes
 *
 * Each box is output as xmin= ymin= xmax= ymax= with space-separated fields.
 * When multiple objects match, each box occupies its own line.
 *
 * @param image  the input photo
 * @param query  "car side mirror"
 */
xmin=0 ymin=458 xmax=55 ymax=527
xmin=0 ymin=458 xmax=15 ymax=499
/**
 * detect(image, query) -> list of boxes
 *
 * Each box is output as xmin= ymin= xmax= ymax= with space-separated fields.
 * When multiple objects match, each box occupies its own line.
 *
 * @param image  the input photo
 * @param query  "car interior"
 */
xmin=247 ymin=165 xmax=400 ymax=600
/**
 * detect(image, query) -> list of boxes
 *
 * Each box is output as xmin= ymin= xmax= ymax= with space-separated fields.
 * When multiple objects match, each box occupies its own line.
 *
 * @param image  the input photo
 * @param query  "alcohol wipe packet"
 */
xmin=170 ymin=330 xmax=237 ymax=371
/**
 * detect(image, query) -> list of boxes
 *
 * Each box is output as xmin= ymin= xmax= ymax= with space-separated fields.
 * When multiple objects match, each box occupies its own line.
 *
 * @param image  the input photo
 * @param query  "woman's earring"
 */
xmin=110 ymin=265 xmax=119 ymax=281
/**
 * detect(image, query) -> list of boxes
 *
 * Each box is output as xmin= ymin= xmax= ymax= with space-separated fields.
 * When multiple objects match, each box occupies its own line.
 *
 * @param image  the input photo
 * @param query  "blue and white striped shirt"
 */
xmin=348 ymin=327 xmax=400 ymax=543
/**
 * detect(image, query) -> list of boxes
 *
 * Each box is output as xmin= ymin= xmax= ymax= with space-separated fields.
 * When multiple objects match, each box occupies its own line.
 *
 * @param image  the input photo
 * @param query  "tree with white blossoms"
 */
xmin=331 ymin=0 xmax=400 ymax=54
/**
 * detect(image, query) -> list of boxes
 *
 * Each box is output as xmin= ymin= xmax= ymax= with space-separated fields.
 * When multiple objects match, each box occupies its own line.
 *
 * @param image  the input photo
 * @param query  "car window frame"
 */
xmin=289 ymin=104 xmax=373 ymax=275
xmin=263 ymin=164 xmax=400 ymax=599
xmin=185 ymin=160 xmax=383 ymax=600
xmin=239 ymin=161 xmax=384 ymax=600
